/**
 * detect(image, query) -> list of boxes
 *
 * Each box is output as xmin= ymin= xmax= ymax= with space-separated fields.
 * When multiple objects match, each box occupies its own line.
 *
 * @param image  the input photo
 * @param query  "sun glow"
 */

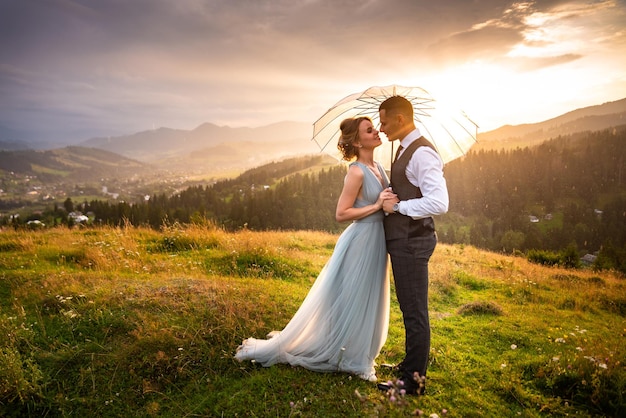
xmin=417 ymin=1 xmax=626 ymax=132
xmin=420 ymin=63 xmax=516 ymax=131
xmin=431 ymin=52 xmax=624 ymax=132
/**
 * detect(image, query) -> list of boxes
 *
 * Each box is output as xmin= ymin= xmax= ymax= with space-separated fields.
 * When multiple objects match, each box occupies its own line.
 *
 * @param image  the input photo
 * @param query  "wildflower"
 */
xmin=289 ymin=401 xmax=295 ymax=408
xmin=599 ymin=363 xmax=607 ymax=369
xmin=576 ymin=346 xmax=583 ymax=351
xmin=354 ymin=389 xmax=367 ymax=403
xmin=63 ymin=309 xmax=78 ymax=318
xmin=501 ymin=363 xmax=507 ymax=368
xmin=510 ymin=344 xmax=517 ymax=350
xmin=554 ymin=337 xmax=566 ymax=343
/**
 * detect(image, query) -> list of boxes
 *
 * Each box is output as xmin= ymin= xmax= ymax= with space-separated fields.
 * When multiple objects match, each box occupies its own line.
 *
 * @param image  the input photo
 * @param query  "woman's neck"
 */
xmin=357 ymin=151 xmax=375 ymax=167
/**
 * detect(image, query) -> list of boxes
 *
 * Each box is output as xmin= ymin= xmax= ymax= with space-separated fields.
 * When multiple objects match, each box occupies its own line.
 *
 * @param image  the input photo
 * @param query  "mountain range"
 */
xmin=1 ymin=97 xmax=625 ymax=179
xmin=81 ymin=121 xmax=323 ymax=174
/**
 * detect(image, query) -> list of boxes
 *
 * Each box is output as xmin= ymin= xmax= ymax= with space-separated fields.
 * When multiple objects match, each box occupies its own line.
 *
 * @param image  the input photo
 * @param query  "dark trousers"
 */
xmin=386 ymin=233 xmax=436 ymax=388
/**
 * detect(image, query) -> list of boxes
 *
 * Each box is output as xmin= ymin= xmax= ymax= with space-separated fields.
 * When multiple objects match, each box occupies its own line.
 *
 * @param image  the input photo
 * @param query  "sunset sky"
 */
xmin=1 ymin=0 xmax=625 ymax=143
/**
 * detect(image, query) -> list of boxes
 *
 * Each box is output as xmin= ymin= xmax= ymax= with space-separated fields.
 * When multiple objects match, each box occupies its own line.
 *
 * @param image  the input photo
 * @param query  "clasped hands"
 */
xmin=378 ymin=187 xmax=399 ymax=214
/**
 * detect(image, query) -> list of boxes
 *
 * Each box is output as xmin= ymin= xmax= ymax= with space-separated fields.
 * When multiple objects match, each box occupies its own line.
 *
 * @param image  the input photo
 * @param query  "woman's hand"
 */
xmin=376 ymin=187 xmax=397 ymax=209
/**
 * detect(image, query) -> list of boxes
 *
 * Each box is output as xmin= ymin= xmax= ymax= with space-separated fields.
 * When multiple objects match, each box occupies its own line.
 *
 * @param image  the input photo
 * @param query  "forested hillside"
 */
xmin=441 ymin=127 xmax=625 ymax=253
xmin=6 ymin=128 xmax=625 ymax=272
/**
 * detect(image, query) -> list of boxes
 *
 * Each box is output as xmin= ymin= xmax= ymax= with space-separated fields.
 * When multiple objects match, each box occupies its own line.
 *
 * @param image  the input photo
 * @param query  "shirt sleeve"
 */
xmin=398 ymin=146 xmax=449 ymax=219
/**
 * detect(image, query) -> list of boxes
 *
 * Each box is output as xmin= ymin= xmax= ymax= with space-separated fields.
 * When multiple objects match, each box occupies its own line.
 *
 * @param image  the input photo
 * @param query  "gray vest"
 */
xmin=384 ymin=137 xmax=437 ymax=240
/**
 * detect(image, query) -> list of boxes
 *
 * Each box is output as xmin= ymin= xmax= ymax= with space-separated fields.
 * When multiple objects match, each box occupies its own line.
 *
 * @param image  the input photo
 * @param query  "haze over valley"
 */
xmin=2 ymin=97 xmax=625 ymax=181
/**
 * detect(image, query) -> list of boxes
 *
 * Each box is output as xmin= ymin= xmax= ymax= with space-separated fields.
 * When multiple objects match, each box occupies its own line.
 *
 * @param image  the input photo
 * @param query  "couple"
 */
xmin=235 ymin=96 xmax=449 ymax=395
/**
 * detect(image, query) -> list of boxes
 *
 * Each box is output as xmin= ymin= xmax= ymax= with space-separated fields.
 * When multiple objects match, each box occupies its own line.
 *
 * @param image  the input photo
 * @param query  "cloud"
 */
xmin=425 ymin=0 xmax=625 ymax=72
xmin=506 ymin=53 xmax=583 ymax=71
xmin=0 ymin=0 xmax=624 ymax=142
xmin=427 ymin=26 xmax=525 ymax=66
xmin=425 ymin=1 xmax=536 ymax=67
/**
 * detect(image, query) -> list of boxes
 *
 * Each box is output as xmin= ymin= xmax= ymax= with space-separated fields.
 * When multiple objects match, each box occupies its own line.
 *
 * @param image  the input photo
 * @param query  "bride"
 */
xmin=235 ymin=116 xmax=393 ymax=382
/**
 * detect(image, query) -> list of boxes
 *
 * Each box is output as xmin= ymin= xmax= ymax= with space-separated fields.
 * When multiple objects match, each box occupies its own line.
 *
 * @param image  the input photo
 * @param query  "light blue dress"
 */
xmin=235 ymin=162 xmax=390 ymax=381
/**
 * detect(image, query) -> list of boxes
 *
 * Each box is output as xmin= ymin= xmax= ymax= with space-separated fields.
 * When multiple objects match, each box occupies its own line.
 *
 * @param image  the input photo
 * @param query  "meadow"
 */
xmin=0 ymin=223 xmax=624 ymax=417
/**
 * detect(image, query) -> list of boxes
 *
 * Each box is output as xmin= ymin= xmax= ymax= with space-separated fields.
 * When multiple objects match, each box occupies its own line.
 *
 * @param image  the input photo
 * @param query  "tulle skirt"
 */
xmin=235 ymin=219 xmax=389 ymax=380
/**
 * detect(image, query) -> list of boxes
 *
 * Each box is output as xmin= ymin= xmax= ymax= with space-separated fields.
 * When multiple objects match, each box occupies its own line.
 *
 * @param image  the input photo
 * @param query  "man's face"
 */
xmin=379 ymin=109 xmax=401 ymax=141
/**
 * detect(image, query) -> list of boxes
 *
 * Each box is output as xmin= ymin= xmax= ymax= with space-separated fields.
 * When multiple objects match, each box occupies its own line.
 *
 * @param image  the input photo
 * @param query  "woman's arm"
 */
xmin=335 ymin=165 xmax=392 ymax=222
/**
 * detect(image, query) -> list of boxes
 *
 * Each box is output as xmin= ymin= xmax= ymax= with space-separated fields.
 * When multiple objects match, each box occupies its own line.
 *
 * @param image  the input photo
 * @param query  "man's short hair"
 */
xmin=379 ymin=96 xmax=414 ymax=119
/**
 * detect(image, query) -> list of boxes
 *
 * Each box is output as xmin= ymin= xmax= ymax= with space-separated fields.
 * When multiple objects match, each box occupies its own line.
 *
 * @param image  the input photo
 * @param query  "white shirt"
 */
xmin=396 ymin=128 xmax=449 ymax=219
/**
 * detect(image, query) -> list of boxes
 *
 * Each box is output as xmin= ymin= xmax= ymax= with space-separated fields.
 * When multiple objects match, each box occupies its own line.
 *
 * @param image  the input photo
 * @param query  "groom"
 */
xmin=379 ymin=96 xmax=449 ymax=395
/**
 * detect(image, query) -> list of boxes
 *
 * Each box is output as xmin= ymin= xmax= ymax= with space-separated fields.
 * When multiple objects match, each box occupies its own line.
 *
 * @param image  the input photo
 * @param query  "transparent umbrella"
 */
xmin=312 ymin=85 xmax=478 ymax=170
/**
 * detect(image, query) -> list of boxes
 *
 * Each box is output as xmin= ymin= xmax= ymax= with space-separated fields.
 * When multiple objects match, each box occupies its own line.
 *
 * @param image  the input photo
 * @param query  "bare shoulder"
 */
xmin=347 ymin=163 xmax=365 ymax=178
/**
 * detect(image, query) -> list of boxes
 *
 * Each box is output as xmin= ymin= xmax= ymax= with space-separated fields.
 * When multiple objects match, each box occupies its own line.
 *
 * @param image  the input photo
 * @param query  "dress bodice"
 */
xmin=351 ymin=161 xmax=389 ymax=223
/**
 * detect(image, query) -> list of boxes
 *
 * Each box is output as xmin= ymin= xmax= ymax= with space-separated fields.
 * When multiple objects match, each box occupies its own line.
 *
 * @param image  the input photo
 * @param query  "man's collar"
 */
xmin=399 ymin=127 xmax=422 ymax=148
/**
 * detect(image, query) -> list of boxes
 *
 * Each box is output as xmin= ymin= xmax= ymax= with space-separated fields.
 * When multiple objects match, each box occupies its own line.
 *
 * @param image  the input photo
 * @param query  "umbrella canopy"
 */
xmin=312 ymin=85 xmax=478 ymax=169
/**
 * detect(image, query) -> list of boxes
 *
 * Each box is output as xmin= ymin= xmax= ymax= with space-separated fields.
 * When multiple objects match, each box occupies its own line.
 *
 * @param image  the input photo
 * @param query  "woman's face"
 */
xmin=357 ymin=119 xmax=382 ymax=149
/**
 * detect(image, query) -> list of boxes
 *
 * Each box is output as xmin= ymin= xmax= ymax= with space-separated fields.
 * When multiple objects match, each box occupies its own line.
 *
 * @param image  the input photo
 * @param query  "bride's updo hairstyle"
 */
xmin=338 ymin=116 xmax=370 ymax=161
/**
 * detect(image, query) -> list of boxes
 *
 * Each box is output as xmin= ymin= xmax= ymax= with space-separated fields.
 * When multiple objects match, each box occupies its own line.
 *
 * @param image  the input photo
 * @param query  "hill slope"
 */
xmin=0 ymin=225 xmax=623 ymax=416
xmin=0 ymin=146 xmax=154 ymax=181
xmin=476 ymin=97 xmax=626 ymax=150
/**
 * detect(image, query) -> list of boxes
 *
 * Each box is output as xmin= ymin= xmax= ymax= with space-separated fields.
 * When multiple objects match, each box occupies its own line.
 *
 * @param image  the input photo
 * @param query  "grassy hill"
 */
xmin=0 ymin=146 xmax=153 ymax=181
xmin=0 ymin=225 xmax=623 ymax=417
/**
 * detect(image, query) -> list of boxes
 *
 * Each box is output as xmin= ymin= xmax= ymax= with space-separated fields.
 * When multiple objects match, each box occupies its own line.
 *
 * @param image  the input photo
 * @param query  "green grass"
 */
xmin=0 ymin=224 xmax=624 ymax=417
xmin=30 ymin=164 xmax=71 ymax=177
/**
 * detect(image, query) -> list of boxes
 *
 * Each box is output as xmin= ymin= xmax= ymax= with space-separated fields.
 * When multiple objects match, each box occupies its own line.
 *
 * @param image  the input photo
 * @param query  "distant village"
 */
xmin=0 ymin=169 xmax=206 ymax=226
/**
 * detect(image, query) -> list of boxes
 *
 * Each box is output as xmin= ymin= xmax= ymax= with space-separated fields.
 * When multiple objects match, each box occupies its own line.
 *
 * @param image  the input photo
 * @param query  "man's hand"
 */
xmin=383 ymin=196 xmax=400 ymax=214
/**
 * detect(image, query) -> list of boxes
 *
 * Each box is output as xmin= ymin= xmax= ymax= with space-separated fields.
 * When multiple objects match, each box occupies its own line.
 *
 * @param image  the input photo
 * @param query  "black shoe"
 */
xmin=377 ymin=383 xmax=392 ymax=392
xmin=402 ymin=384 xmax=424 ymax=396
xmin=404 ymin=374 xmax=426 ymax=396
